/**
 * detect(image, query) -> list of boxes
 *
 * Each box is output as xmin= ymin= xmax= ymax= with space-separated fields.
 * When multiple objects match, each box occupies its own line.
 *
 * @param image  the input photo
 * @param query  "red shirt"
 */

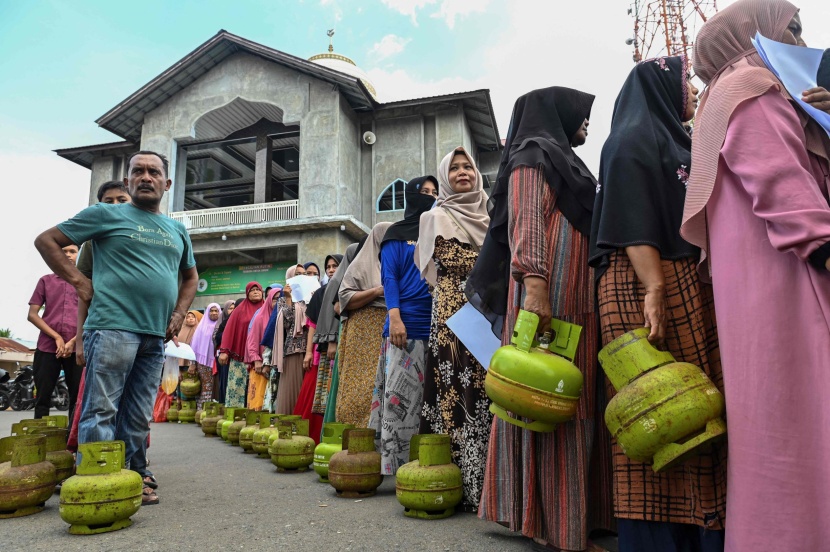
xmin=28 ymin=274 xmax=79 ymax=353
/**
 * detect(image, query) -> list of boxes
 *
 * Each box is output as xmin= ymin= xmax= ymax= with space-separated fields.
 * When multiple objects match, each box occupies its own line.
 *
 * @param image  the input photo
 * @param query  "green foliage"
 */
xmin=0 ymin=328 xmax=13 ymax=338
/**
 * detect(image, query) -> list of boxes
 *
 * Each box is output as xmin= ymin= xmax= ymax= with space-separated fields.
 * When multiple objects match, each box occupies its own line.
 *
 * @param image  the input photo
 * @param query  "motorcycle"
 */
xmin=8 ymin=365 xmax=69 ymax=412
xmin=0 ymin=368 xmax=10 ymax=411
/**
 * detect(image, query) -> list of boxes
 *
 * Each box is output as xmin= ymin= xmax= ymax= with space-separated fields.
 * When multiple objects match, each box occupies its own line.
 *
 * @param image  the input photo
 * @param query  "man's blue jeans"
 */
xmin=79 ymin=329 xmax=162 ymax=478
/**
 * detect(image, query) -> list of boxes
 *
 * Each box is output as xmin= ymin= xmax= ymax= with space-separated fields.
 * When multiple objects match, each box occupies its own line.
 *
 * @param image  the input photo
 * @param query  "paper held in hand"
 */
xmin=752 ymin=32 xmax=830 ymax=138
xmin=286 ymin=275 xmax=321 ymax=303
xmin=445 ymin=302 xmax=502 ymax=369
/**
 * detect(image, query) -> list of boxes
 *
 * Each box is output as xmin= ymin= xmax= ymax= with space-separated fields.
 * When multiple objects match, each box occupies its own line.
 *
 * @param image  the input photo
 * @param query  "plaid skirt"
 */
xmin=597 ymin=251 xmax=727 ymax=530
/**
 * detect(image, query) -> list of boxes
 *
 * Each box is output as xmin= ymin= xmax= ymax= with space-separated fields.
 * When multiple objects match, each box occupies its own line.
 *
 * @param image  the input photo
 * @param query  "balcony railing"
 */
xmin=170 ymin=200 xmax=299 ymax=230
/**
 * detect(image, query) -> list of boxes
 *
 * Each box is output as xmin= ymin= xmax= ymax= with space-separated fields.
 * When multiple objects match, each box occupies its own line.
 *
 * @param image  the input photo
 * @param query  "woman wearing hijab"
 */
xmin=218 ymin=282 xmax=264 ymax=407
xmin=680 ymin=3 xmax=830 ymax=550
xmin=368 ymin=176 xmax=438 ymax=474
xmin=176 ymin=310 xmax=203 ymax=400
xmin=314 ymin=250 xmax=354 ymax=418
xmin=589 ymin=55 xmax=726 ymax=551
xmin=245 ymin=287 xmax=280 ymax=411
xmin=272 ymin=265 xmax=307 ymax=414
xmin=303 ymin=261 xmax=321 ymax=281
xmin=295 ymin=254 xmax=343 ymax=443
xmin=213 ymin=299 xmax=239 ymax=403
xmin=336 ymin=222 xmax=392 ymax=427
xmin=472 ymin=87 xmax=610 ymax=551
xmin=189 ymin=303 xmax=222 ymax=409
xmin=416 ymin=147 xmax=491 ymax=511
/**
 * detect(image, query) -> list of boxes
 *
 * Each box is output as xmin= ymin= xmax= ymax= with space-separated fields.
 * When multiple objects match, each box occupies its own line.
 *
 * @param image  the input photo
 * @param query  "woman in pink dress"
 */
xmin=681 ymin=1 xmax=830 ymax=550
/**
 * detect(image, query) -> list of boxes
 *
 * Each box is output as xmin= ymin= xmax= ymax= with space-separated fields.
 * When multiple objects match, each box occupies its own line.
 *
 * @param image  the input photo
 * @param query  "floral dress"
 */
xmin=419 ymin=236 xmax=493 ymax=508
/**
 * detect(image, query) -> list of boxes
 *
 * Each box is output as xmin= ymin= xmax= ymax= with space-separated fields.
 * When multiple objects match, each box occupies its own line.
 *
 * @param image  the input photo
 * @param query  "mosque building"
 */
xmin=56 ymin=30 xmax=501 ymax=308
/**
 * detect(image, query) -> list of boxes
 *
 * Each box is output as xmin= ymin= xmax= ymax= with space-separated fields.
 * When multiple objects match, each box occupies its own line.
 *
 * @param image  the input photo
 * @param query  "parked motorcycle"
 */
xmin=8 ymin=365 xmax=69 ymax=412
xmin=0 ymin=368 xmax=10 ymax=411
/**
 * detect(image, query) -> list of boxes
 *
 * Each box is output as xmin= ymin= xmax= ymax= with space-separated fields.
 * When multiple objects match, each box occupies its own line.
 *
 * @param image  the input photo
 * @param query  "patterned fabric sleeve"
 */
xmin=508 ymin=165 xmax=551 ymax=282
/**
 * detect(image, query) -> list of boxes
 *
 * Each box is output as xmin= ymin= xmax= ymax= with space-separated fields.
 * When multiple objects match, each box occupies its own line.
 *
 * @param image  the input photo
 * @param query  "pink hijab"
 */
xmin=244 ymin=287 xmax=280 ymax=364
xmin=273 ymin=265 xmax=307 ymax=372
xmin=681 ymin=0 xmax=809 ymax=270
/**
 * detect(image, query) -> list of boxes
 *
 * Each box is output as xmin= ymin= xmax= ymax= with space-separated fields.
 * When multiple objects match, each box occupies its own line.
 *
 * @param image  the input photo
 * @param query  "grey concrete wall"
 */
xmin=372 ymin=115 xmax=422 ymax=225
xmin=89 ymin=157 xmax=118 ymax=206
xmin=435 ymin=108 xmax=464 ymax=163
xmin=336 ymin=95 xmax=361 ymax=221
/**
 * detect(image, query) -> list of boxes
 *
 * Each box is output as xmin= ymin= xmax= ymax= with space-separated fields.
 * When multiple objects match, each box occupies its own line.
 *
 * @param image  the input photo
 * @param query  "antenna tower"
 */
xmin=627 ymin=0 xmax=718 ymax=64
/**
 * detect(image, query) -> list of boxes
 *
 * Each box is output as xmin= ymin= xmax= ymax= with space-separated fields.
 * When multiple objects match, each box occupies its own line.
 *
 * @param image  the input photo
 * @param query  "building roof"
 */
xmin=96 ymin=30 xmax=378 ymax=142
xmin=378 ymin=89 xmax=501 ymax=151
xmin=54 ymin=140 xmax=136 ymax=169
xmin=0 ymin=338 xmax=34 ymax=354
xmin=59 ymin=30 xmax=502 ymax=162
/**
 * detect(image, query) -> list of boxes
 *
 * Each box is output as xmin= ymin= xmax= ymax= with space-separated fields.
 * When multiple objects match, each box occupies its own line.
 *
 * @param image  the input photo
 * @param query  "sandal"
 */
xmin=143 ymin=475 xmax=158 ymax=489
xmin=142 ymin=486 xmax=159 ymax=506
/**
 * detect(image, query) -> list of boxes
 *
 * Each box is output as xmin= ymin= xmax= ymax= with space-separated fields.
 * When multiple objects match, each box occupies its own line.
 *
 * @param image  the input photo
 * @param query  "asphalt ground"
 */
xmin=0 ymin=409 xmax=535 ymax=552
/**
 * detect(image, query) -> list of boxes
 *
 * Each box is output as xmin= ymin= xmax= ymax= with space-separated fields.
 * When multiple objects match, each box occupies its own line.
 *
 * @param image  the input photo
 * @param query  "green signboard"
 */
xmin=196 ymin=263 xmax=294 ymax=296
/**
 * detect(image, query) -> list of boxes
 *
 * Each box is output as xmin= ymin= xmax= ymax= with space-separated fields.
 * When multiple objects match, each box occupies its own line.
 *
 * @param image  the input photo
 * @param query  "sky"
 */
xmin=1 ymin=0 xmax=829 ymax=342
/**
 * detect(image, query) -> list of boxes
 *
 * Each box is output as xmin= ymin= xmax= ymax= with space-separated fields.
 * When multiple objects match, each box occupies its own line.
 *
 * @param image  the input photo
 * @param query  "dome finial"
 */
xmin=327 ymin=29 xmax=335 ymax=53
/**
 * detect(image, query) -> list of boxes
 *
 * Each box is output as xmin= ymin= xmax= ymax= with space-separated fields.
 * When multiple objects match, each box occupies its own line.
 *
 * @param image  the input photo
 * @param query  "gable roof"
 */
xmin=96 ymin=30 xmax=378 ymax=142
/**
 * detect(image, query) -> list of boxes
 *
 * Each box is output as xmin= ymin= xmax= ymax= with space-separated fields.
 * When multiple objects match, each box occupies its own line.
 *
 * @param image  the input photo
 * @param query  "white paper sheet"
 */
xmin=752 ymin=32 xmax=830 ymax=138
xmin=445 ymin=302 xmax=502 ymax=370
xmin=286 ymin=275 xmax=321 ymax=303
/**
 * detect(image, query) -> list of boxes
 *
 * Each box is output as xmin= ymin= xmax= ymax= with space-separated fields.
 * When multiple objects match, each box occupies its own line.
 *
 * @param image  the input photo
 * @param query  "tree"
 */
xmin=0 ymin=328 xmax=13 ymax=338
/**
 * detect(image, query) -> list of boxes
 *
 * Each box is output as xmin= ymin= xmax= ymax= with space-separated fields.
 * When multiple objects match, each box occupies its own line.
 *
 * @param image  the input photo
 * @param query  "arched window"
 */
xmin=376 ymin=178 xmax=407 ymax=212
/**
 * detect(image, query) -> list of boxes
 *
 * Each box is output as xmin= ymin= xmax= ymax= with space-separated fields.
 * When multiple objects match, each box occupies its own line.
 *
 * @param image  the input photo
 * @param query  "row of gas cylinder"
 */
xmin=195 ymin=404 xmax=462 ymax=519
xmin=0 ymin=415 xmax=142 ymax=534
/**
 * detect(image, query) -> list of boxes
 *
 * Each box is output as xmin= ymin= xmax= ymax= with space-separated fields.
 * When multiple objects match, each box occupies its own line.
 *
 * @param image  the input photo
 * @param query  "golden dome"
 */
xmin=308 ymin=32 xmax=377 ymax=99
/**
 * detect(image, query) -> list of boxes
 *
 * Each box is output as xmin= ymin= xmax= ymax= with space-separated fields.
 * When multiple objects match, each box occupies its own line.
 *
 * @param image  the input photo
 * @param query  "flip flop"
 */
xmin=142 ymin=486 xmax=159 ymax=506
xmin=143 ymin=475 xmax=158 ymax=489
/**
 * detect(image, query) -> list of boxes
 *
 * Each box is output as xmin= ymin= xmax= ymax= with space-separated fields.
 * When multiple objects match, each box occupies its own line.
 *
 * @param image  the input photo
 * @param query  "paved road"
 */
xmin=0 ymin=410 xmax=534 ymax=552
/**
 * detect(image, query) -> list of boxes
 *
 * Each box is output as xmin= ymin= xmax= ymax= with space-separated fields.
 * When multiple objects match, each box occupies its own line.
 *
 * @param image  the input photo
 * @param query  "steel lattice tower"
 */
xmin=627 ymin=0 xmax=719 ymax=65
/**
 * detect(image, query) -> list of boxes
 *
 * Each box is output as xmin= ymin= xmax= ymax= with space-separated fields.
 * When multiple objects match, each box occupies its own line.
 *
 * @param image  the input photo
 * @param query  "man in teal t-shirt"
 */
xmin=35 ymin=151 xmax=198 ymax=504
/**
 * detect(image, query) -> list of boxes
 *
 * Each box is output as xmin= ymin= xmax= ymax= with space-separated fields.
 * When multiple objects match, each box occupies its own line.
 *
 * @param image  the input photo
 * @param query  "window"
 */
xmin=376 ymin=179 xmax=406 ymax=212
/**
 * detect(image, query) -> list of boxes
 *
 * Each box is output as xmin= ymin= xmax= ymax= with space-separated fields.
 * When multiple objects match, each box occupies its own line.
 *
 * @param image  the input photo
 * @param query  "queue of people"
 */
xmin=31 ymin=0 xmax=830 ymax=549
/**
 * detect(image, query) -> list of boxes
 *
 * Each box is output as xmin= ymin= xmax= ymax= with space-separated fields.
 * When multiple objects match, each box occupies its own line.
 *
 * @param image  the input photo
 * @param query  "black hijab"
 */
xmin=380 ymin=176 xmax=438 ymax=245
xmin=465 ymin=86 xmax=597 ymax=337
xmin=589 ymin=55 xmax=697 ymax=276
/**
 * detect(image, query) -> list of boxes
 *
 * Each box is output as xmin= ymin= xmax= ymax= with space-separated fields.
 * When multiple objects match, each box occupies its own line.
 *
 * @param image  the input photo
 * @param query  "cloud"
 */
xmin=368 ymin=34 xmax=412 ymax=62
xmin=429 ymin=0 xmax=490 ymax=29
xmin=0 ymin=152 xmax=91 ymax=342
xmin=380 ymin=0 xmax=437 ymax=25
xmin=367 ymin=1 xmax=634 ymax=172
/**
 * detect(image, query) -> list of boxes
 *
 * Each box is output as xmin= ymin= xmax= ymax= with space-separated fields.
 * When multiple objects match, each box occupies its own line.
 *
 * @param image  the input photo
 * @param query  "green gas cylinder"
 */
xmin=43 ymin=415 xmax=69 ymax=428
xmin=599 ymin=328 xmax=727 ymax=472
xmin=486 ymin=310 xmax=584 ymax=432
xmin=328 ymin=428 xmax=382 ymax=498
xmin=269 ymin=420 xmax=314 ymax=472
xmin=179 ymin=400 xmax=197 ymax=424
xmin=202 ymin=403 xmax=222 ymax=436
xmin=227 ymin=408 xmax=249 ymax=445
xmin=395 ymin=434 xmax=463 ymax=519
xmin=166 ymin=402 xmax=180 ymax=423
xmin=239 ymin=410 xmax=264 ymax=453
xmin=59 ymin=441 xmax=142 ymax=534
xmin=313 ymin=423 xmax=355 ymax=483
xmin=0 ymin=435 xmax=57 ymax=518
xmin=20 ymin=427 xmax=74 ymax=484
xmin=179 ymin=373 xmax=201 ymax=399
xmin=219 ymin=408 xmax=237 ymax=441
xmin=252 ymin=413 xmax=282 ymax=457
xmin=10 ymin=419 xmax=49 ymax=436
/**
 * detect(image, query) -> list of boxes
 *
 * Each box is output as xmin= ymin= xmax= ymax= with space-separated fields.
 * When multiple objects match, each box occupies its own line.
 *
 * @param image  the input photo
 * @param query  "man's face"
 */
xmin=63 ymin=245 xmax=79 ymax=264
xmin=125 ymin=154 xmax=171 ymax=210
xmin=101 ymin=188 xmax=131 ymax=204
